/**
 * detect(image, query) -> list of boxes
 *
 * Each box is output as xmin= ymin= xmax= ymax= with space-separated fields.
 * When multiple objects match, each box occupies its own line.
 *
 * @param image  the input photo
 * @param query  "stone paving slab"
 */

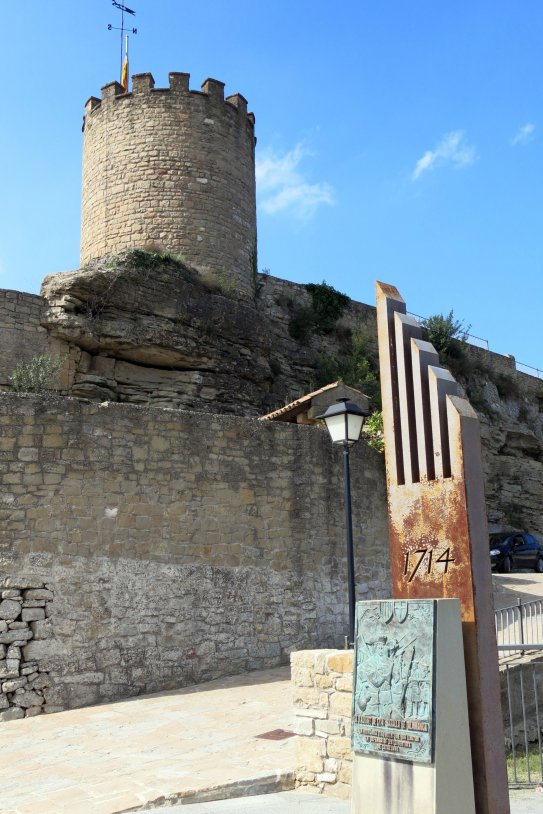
xmin=0 ymin=667 xmax=295 ymax=814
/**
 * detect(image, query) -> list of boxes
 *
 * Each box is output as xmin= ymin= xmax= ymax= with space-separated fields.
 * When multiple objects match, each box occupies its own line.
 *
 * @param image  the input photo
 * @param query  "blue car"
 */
xmin=489 ymin=531 xmax=543 ymax=573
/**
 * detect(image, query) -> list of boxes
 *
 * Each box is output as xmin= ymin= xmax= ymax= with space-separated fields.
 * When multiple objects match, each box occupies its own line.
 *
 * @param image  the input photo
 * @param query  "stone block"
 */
xmin=293 ymin=687 xmax=320 ymax=708
xmin=293 ymin=716 xmax=314 ymax=736
xmin=2 ymin=677 xmax=28 ymax=692
xmin=0 ymin=629 xmax=32 ymax=645
xmin=0 ymin=693 xmax=8 ymax=709
xmin=0 ymin=599 xmax=22 ymax=620
xmin=338 ymin=762 xmax=352 ymax=784
xmin=25 ymin=706 xmax=43 ymax=717
xmin=0 ymin=661 xmax=19 ymax=679
xmin=296 ymin=771 xmax=316 ymax=784
xmin=0 ymin=706 xmax=24 ymax=722
xmin=316 ymin=772 xmax=337 ymax=784
xmin=329 ymin=692 xmax=353 ymax=718
xmin=326 ymin=652 xmax=353 ymax=673
xmin=2 ymin=590 xmax=22 ymax=599
xmin=23 ymin=589 xmax=53 ymax=601
xmin=290 ymin=651 xmax=317 ymax=669
xmin=335 ymin=675 xmax=353 ymax=693
xmin=21 ymin=608 xmax=45 ymax=622
xmin=292 ymin=667 xmax=314 ymax=688
xmin=30 ymin=619 xmax=53 ymax=640
xmin=327 ymin=736 xmax=352 ymax=761
xmin=12 ymin=690 xmax=44 ymax=708
xmin=315 ymin=719 xmax=340 ymax=736
xmin=28 ymin=674 xmax=52 ymax=690
xmin=315 ymin=674 xmax=334 ymax=689
xmin=296 ymin=736 xmax=325 ymax=773
xmin=295 ymin=707 xmax=328 ymax=720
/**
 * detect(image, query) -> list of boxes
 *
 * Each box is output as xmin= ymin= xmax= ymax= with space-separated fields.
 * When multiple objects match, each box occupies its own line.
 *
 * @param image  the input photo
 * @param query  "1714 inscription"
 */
xmin=353 ymin=599 xmax=435 ymax=764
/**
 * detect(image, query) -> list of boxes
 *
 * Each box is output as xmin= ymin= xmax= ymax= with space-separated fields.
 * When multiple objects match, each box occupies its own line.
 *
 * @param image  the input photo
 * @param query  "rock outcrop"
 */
xmin=40 ymin=253 xmax=377 ymax=416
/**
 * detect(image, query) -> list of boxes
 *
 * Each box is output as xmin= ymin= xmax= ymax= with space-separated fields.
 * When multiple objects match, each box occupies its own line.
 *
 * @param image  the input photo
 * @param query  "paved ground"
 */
xmin=165 ymin=790 xmax=350 ymax=812
xmin=493 ymin=572 xmax=543 ymax=610
xmin=144 ymin=788 xmax=543 ymax=812
xmin=0 ymin=667 xmax=295 ymax=814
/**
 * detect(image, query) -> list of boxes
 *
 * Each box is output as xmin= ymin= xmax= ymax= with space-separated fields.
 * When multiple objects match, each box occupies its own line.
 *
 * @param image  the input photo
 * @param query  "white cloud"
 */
xmin=256 ymin=143 xmax=335 ymax=220
xmin=412 ymin=130 xmax=477 ymax=181
xmin=511 ymin=123 xmax=535 ymax=147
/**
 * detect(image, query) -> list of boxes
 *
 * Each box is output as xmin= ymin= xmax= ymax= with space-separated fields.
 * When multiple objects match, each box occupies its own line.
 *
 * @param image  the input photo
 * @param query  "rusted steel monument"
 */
xmin=373 ymin=282 xmax=509 ymax=814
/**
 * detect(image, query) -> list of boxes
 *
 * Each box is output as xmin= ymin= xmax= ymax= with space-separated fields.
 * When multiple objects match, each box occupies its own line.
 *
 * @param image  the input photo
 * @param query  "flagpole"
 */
xmin=120 ymin=5 xmax=125 ymax=83
xmin=121 ymin=35 xmax=129 ymax=92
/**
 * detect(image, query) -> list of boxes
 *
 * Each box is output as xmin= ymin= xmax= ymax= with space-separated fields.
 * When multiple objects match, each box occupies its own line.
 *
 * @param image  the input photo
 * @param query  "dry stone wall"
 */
xmin=291 ymin=649 xmax=354 ymax=799
xmin=0 ymin=393 xmax=389 ymax=712
xmin=0 ymin=576 xmax=53 ymax=720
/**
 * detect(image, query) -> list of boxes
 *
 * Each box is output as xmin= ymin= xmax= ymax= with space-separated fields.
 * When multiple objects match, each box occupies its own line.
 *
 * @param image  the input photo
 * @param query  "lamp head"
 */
xmin=317 ymin=398 xmax=371 ymax=445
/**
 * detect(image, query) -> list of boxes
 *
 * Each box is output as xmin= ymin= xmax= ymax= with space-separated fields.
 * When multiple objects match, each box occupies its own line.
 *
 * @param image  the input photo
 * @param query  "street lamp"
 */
xmin=317 ymin=398 xmax=370 ymax=648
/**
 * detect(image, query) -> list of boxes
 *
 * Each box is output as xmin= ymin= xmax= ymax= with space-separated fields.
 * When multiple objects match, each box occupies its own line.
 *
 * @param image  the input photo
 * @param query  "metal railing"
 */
xmin=496 ymin=598 xmax=543 ymax=659
xmin=406 ymin=311 xmax=490 ymax=350
xmin=407 ymin=312 xmax=543 ymax=377
xmin=505 ymin=662 xmax=543 ymax=785
xmin=516 ymin=362 xmax=543 ymax=380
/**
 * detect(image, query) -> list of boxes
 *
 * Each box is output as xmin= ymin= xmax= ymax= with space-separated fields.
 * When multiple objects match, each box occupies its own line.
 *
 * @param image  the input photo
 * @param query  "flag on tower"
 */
xmin=121 ymin=36 xmax=129 ymax=91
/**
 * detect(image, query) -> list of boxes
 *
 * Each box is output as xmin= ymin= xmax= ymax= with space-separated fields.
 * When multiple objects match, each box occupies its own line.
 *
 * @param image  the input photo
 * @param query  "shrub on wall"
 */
xmin=289 ymin=281 xmax=350 ymax=342
xmin=423 ymin=310 xmax=470 ymax=357
xmin=315 ymin=327 xmax=382 ymax=409
xmin=9 ymin=354 xmax=64 ymax=393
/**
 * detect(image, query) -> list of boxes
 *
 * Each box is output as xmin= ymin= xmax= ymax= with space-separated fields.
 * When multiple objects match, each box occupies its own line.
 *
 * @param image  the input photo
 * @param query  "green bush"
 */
xmin=289 ymin=281 xmax=350 ymax=342
xmin=289 ymin=307 xmax=316 ymax=343
xmin=306 ymin=281 xmax=349 ymax=334
xmin=126 ymin=249 xmax=183 ymax=268
xmin=363 ymin=411 xmax=384 ymax=453
xmin=423 ymin=310 xmax=470 ymax=356
xmin=10 ymin=354 xmax=64 ymax=393
xmin=315 ymin=327 xmax=381 ymax=408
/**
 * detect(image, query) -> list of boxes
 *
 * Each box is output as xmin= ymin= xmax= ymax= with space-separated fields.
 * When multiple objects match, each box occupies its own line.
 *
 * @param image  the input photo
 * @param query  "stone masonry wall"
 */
xmin=291 ymin=649 xmax=354 ymax=799
xmin=0 ymin=394 xmax=389 ymax=712
xmin=81 ymin=73 xmax=256 ymax=297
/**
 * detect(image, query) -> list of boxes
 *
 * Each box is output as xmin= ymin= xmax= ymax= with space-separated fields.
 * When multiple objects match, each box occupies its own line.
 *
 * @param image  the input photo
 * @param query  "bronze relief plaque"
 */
xmin=352 ymin=599 xmax=435 ymax=764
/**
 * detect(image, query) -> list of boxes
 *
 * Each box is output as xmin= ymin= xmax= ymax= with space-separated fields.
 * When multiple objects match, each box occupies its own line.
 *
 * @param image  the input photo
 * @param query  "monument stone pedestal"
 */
xmin=351 ymin=598 xmax=475 ymax=814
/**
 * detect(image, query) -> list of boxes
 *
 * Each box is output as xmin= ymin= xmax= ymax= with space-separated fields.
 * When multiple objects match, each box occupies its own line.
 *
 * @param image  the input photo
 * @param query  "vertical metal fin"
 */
xmin=428 ymin=366 xmax=459 ymax=478
xmin=411 ymin=338 xmax=440 ymax=481
xmin=394 ymin=312 xmax=422 ymax=484
xmin=376 ymin=282 xmax=406 ymax=486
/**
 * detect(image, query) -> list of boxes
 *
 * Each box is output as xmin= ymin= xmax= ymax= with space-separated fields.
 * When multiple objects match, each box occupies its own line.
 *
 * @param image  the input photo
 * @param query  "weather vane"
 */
xmin=108 ymin=1 xmax=137 ymax=90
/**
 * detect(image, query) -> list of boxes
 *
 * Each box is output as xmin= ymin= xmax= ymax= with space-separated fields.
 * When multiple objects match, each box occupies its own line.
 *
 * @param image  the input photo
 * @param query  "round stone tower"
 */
xmin=81 ymin=72 xmax=257 ymax=296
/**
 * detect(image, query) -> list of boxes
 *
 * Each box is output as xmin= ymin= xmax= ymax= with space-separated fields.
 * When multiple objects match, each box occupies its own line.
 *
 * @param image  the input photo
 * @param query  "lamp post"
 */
xmin=317 ymin=398 xmax=370 ymax=648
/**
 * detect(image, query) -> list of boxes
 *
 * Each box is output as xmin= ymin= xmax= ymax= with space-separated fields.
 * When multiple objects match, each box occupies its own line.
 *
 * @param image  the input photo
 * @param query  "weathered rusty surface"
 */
xmin=376 ymin=282 xmax=510 ymax=814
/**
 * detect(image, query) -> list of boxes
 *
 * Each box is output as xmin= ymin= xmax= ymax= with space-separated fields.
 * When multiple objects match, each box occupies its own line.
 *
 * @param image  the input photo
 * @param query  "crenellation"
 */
xmin=84 ymin=96 xmax=101 ymax=114
xmin=169 ymin=71 xmax=190 ymax=92
xmin=226 ymin=93 xmax=248 ymax=115
xmin=101 ymin=81 xmax=125 ymax=100
xmin=201 ymin=77 xmax=225 ymax=100
xmin=131 ymin=72 xmax=155 ymax=93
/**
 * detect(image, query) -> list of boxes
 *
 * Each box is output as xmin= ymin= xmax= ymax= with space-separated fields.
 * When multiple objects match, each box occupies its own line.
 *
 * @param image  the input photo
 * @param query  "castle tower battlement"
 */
xmin=81 ymin=72 xmax=257 ymax=296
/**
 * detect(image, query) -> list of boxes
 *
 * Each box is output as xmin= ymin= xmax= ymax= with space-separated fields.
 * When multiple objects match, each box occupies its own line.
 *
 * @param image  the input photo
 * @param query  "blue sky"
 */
xmin=0 ymin=1 xmax=541 ymax=370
